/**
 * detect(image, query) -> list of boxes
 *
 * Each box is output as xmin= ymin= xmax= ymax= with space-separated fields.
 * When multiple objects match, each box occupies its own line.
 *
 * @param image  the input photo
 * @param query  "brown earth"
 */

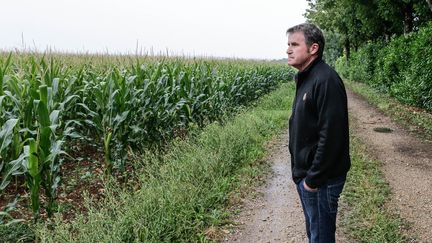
xmin=347 ymin=89 xmax=432 ymax=242
xmin=222 ymin=88 xmax=432 ymax=242
xmin=0 ymin=143 xmax=107 ymax=223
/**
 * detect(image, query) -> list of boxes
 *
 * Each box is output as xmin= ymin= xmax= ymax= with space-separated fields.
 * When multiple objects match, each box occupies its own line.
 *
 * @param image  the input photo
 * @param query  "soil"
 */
xmin=347 ymin=89 xmax=432 ymax=242
xmin=222 ymin=89 xmax=432 ymax=242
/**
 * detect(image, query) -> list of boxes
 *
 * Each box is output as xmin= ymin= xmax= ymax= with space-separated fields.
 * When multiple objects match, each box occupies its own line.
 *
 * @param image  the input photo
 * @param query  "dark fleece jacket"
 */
xmin=288 ymin=58 xmax=350 ymax=188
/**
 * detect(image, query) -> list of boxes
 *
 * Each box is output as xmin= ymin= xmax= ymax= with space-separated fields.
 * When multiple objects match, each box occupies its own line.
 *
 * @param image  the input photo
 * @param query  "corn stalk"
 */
xmin=84 ymin=68 xmax=132 ymax=174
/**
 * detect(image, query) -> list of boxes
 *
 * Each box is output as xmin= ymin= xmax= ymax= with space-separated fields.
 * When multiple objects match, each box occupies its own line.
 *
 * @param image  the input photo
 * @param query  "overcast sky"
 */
xmin=1 ymin=0 xmax=309 ymax=60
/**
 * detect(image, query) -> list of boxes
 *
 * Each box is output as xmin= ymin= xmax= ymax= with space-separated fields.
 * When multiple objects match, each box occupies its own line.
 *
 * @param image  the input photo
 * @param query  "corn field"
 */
xmin=0 ymin=52 xmax=293 ymax=223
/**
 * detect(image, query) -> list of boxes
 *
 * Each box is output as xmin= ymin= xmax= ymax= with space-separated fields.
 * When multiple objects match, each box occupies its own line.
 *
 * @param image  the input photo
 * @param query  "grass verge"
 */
xmin=33 ymin=83 xmax=295 ymax=242
xmin=339 ymin=133 xmax=406 ymax=242
xmin=340 ymin=80 xmax=423 ymax=242
xmin=345 ymin=80 xmax=432 ymax=141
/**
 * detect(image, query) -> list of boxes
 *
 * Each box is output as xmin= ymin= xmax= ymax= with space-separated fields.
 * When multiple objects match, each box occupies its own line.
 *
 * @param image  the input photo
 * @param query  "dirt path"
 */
xmin=222 ymin=88 xmax=432 ymax=243
xmin=347 ymin=89 xmax=432 ymax=242
xmin=222 ymin=132 xmax=308 ymax=243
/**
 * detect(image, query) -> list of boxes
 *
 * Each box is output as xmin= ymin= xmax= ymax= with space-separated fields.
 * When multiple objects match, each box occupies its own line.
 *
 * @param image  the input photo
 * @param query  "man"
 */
xmin=286 ymin=23 xmax=351 ymax=243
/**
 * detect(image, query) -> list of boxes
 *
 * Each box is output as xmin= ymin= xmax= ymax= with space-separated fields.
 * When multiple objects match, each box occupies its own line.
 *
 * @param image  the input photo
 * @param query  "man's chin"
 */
xmin=287 ymin=62 xmax=297 ymax=67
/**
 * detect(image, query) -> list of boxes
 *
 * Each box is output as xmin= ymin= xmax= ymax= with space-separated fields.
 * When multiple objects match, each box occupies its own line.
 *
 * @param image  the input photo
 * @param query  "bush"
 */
xmin=401 ymin=22 xmax=432 ymax=110
xmin=335 ymin=42 xmax=381 ymax=86
xmin=336 ymin=22 xmax=432 ymax=112
xmin=335 ymin=55 xmax=349 ymax=79
xmin=349 ymin=42 xmax=381 ymax=85
xmin=375 ymin=35 xmax=412 ymax=93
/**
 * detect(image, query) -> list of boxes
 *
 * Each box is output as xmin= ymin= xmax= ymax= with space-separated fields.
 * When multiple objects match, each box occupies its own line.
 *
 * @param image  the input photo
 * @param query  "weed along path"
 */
xmin=346 ymin=89 xmax=432 ymax=242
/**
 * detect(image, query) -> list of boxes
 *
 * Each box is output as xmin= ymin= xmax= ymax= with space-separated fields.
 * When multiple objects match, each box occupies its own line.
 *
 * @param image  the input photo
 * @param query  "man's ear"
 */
xmin=309 ymin=43 xmax=319 ymax=55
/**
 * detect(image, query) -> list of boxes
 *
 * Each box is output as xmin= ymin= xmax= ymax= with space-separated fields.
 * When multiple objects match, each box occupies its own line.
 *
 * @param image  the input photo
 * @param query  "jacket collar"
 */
xmin=294 ymin=57 xmax=322 ymax=85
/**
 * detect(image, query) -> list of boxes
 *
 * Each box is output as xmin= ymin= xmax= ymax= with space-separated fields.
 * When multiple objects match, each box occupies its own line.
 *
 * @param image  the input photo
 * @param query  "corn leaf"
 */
xmin=0 ymin=118 xmax=19 ymax=153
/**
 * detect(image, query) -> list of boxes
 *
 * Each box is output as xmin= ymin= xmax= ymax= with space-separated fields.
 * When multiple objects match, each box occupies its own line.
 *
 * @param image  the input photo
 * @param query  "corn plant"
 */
xmin=0 ymin=54 xmax=28 ymax=197
xmin=23 ymin=82 xmax=77 ymax=218
xmin=0 ymin=53 xmax=295 ymax=222
xmin=81 ymin=68 xmax=132 ymax=174
xmin=2 ymin=55 xmax=78 ymax=219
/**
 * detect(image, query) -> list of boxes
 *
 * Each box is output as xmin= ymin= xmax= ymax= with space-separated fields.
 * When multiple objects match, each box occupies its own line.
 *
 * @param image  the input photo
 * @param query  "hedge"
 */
xmin=335 ymin=22 xmax=432 ymax=111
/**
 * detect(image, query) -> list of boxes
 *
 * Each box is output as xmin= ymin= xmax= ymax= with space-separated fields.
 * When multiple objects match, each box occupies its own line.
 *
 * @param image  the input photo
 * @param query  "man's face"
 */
xmin=286 ymin=31 xmax=317 ymax=71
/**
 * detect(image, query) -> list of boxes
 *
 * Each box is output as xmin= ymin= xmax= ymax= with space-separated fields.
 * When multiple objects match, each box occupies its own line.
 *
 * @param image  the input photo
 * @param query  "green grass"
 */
xmin=33 ymin=83 xmax=295 ymax=242
xmin=345 ymin=80 xmax=432 ymax=141
xmin=0 ymin=223 xmax=35 ymax=242
xmin=339 ymin=134 xmax=406 ymax=243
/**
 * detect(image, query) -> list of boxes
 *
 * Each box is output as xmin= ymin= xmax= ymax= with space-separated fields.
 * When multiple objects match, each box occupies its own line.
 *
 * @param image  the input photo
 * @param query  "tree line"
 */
xmin=305 ymin=0 xmax=432 ymax=59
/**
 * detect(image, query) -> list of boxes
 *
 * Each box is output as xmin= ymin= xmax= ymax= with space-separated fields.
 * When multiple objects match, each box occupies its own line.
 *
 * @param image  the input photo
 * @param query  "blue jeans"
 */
xmin=296 ymin=176 xmax=346 ymax=243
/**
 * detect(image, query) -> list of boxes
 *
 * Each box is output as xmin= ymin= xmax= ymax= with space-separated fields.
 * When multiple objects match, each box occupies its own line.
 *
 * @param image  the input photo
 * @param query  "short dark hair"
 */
xmin=287 ymin=23 xmax=325 ymax=59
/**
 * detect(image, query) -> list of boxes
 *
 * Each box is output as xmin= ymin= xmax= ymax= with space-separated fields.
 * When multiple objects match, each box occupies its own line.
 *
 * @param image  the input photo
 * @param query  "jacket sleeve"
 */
xmin=304 ymin=75 xmax=348 ymax=188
